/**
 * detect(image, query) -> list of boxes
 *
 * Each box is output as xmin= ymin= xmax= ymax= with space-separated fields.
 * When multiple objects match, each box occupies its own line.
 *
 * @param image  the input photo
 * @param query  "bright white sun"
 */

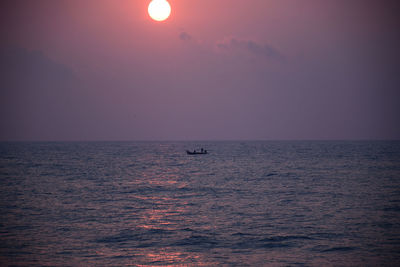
xmin=148 ymin=0 xmax=171 ymax=22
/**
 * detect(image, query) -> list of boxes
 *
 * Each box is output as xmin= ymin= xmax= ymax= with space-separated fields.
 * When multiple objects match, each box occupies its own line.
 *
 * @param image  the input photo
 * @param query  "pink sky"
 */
xmin=1 ymin=0 xmax=399 ymax=140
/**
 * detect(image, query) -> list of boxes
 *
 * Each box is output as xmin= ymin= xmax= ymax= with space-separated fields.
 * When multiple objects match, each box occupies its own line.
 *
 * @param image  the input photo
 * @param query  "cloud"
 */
xmin=0 ymin=45 xmax=94 ymax=140
xmin=179 ymin=31 xmax=192 ymax=41
xmin=216 ymin=37 xmax=284 ymax=61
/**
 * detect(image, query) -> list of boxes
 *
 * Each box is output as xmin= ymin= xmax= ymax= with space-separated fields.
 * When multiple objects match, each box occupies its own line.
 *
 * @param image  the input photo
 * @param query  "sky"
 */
xmin=1 ymin=0 xmax=399 ymax=141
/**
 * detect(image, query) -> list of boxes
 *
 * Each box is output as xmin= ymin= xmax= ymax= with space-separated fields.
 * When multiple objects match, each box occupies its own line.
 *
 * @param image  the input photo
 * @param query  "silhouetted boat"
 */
xmin=186 ymin=150 xmax=208 ymax=155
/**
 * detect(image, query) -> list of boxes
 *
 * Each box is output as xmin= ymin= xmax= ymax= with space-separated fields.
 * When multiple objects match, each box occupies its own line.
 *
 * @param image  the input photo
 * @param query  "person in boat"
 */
xmin=187 ymin=149 xmax=207 ymax=154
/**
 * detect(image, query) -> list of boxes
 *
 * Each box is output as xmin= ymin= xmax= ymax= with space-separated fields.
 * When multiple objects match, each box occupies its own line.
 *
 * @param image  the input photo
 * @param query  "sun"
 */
xmin=148 ymin=0 xmax=171 ymax=22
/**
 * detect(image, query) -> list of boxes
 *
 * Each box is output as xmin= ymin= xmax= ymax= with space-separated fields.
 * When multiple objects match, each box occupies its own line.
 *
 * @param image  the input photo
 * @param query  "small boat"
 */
xmin=186 ymin=150 xmax=208 ymax=155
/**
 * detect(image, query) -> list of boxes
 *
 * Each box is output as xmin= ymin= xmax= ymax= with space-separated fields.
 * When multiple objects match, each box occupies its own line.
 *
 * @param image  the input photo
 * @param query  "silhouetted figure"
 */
xmin=186 ymin=149 xmax=208 ymax=155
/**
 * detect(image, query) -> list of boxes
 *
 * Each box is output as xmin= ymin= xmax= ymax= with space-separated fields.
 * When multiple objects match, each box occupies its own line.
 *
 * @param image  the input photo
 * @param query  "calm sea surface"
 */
xmin=0 ymin=141 xmax=399 ymax=266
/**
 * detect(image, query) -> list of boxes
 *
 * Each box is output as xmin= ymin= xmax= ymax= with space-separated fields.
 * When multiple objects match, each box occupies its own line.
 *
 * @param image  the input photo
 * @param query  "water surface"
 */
xmin=0 ymin=141 xmax=399 ymax=266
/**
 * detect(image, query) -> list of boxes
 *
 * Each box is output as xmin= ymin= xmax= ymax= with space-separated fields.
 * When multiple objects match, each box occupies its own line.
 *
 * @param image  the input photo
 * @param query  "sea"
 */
xmin=0 ymin=141 xmax=399 ymax=266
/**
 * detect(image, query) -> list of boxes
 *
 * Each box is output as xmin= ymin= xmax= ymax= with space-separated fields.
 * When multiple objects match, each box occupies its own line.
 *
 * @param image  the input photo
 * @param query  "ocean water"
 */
xmin=0 ymin=141 xmax=399 ymax=266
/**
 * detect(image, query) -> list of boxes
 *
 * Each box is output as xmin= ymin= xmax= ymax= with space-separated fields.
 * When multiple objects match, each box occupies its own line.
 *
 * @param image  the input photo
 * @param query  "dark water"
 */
xmin=0 ymin=141 xmax=400 ymax=266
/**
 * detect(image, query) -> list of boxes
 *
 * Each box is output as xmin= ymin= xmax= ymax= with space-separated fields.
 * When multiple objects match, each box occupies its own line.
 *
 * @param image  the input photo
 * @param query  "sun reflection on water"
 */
xmin=136 ymin=250 xmax=204 ymax=267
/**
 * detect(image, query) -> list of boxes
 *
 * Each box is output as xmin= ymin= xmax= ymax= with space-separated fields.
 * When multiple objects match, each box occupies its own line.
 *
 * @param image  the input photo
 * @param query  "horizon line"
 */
xmin=0 ymin=138 xmax=399 ymax=143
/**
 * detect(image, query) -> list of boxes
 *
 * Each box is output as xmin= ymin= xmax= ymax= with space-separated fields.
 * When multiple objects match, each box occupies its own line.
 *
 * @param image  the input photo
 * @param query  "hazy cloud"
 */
xmin=179 ymin=31 xmax=192 ymax=41
xmin=0 ymin=46 xmax=96 ymax=140
xmin=216 ymin=37 xmax=284 ymax=61
xmin=0 ymin=45 xmax=75 ymax=84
